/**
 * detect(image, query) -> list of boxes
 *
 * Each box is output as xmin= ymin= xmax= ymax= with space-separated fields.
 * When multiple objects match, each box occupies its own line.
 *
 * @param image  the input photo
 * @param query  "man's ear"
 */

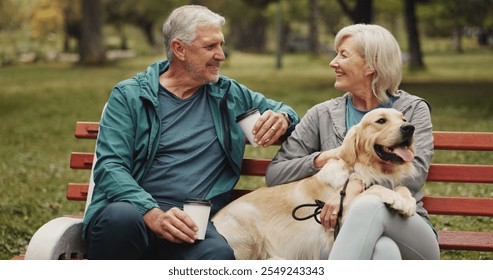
xmin=171 ymin=39 xmax=186 ymax=61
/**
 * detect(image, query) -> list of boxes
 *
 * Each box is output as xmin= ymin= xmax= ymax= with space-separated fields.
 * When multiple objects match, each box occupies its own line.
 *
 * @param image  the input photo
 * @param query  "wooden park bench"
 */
xmin=16 ymin=121 xmax=493 ymax=259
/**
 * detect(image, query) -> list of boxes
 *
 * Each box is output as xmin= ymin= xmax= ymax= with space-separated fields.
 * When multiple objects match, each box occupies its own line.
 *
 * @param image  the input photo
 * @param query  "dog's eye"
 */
xmin=376 ymin=118 xmax=386 ymax=124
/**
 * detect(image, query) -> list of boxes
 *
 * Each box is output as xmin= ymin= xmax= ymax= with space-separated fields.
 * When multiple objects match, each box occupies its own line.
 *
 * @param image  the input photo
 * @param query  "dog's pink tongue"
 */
xmin=394 ymin=147 xmax=414 ymax=162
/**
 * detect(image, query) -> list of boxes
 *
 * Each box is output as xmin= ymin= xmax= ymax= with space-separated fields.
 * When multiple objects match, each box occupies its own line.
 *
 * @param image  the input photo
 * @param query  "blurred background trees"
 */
xmin=0 ymin=0 xmax=492 ymax=68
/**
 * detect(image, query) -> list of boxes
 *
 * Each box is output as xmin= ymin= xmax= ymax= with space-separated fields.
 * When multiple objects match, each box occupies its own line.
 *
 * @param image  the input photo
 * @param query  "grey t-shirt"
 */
xmin=141 ymin=85 xmax=226 ymax=210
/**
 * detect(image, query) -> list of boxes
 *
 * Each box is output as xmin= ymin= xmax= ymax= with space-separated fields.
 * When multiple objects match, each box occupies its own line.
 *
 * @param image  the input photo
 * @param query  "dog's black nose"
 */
xmin=400 ymin=123 xmax=415 ymax=137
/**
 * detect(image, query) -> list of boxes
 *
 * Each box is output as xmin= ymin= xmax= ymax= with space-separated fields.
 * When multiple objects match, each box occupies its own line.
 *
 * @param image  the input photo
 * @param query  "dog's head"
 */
xmin=339 ymin=108 xmax=415 ymax=184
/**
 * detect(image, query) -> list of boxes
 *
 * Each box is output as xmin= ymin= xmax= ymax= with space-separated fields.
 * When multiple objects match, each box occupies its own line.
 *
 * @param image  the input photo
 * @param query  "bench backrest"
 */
xmin=68 ymin=122 xmax=493 ymax=218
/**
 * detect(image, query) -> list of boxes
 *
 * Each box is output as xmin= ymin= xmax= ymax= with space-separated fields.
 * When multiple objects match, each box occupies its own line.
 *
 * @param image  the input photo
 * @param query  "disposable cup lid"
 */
xmin=236 ymin=108 xmax=259 ymax=123
xmin=184 ymin=198 xmax=212 ymax=206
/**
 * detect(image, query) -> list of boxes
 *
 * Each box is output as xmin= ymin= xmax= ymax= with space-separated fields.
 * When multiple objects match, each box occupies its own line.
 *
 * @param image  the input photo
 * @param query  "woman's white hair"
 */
xmin=162 ymin=5 xmax=225 ymax=63
xmin=333 ymin=24 xmax=402 ymax=103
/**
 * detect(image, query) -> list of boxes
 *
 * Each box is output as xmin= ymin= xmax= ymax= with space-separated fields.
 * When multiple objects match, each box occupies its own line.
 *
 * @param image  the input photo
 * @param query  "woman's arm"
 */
xmin=401 ymin=100 xmax=434 ymax=197
xmin=265 ymin=107 xmax=324 ymax=186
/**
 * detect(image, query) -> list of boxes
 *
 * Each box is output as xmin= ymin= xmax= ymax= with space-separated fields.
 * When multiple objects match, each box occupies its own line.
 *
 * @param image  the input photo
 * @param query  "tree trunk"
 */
xmin=308 ymin=0 xmax=319 ymax=55
xmin=231 ymin=14 xmax=267 ymax=52
xmin=453 ymin=26 xmax=464 ymax=53
xmin=79 ymin=0 xmax=106 ymax=65
xmin=337 ymin=0 xmax=372 ymax=24
xmin=138 ymin=21 xmax=157 ymax=49
xmin=404 ymin=0 xmax=424 ymax=70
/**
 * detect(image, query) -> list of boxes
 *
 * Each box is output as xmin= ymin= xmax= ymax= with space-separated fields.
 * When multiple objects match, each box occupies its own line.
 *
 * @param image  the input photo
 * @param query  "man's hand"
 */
xmin=143 ymin=207 xmax=198 ymax=243
xmin=252 ymin=110 xmax=290 ymax=147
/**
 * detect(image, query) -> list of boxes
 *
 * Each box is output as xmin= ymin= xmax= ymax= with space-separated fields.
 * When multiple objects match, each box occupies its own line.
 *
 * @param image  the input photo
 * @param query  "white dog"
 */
xmin=212 ymin=108 xmax=417 ymax=260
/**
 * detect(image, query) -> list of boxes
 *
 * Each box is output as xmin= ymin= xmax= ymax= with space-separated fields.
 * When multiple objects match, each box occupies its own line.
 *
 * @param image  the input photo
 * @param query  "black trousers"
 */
xmin=85 ymin=201 xmax=235 ymax=260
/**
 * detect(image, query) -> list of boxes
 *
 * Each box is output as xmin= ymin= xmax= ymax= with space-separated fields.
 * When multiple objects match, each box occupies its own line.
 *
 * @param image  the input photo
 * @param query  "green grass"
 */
xmin=1 ymin=49 xmax=493 ymax=260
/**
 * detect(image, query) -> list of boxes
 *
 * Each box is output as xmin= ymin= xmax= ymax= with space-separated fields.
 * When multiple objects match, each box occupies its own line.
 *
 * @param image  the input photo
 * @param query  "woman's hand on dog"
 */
xmin=143 ymin=207 xmax=198 ymax=244
xmin=320 ymin=203 xmax=340 ymax=229
xmin=319 ymin=180 xmax=365 ymax=229
xmin=314 ymin=149 xmax=340 ymax=169
xmin=252 ymin=110 xmax=289 ymax=147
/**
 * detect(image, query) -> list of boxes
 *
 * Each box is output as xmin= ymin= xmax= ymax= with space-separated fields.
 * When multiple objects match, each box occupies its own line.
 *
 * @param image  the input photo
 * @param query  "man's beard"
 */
xmin=186 ymin=61 xmax=220 ymax=84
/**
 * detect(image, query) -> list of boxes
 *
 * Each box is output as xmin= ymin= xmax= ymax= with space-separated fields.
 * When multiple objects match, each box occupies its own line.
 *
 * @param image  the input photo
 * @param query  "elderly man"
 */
xmin=82 ymin=5 xmax=299 ymax=260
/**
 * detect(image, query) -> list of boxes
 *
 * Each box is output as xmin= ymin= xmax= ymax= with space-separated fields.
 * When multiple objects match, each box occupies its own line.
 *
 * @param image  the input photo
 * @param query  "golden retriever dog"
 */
xmin=212 ymin=108 xmax=417 ymax=260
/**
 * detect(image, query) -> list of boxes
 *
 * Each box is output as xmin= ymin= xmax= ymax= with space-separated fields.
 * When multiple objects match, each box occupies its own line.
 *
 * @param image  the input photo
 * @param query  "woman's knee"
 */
xmin=372 ymin=236 xmax=401 ymax=260
xmin=347 ymin=194 xmax=385 ymax=217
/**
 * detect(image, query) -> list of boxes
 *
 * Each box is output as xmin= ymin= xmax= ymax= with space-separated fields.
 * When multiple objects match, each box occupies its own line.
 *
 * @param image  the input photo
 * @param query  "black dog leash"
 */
xmin=292 ymin=199 xmax=326 ymax=224
xmin=291 ymin=178 xmax=349 ymax=240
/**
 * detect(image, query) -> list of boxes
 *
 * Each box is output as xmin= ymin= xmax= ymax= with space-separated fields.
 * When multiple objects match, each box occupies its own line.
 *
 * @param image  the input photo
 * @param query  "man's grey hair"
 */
xmin=334 ymin=24 xmax=403 ymax=104
xmin=162 ymin=5 xmax=225 ymax=63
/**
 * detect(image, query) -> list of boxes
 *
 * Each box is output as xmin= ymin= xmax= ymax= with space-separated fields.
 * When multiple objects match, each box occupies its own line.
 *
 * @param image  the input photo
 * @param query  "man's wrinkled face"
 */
xmin=183 ymin=25 xmax=226 ymax=84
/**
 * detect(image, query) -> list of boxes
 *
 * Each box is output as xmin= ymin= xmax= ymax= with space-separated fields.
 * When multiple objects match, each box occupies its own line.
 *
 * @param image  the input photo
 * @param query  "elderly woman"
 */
xmin=265 ymin=24 xmax=440 ymax=260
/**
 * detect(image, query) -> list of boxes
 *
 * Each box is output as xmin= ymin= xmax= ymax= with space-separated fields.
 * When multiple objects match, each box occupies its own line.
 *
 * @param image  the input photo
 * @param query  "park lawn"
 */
xmin=0 ymin=50 xmax=492 ymax=260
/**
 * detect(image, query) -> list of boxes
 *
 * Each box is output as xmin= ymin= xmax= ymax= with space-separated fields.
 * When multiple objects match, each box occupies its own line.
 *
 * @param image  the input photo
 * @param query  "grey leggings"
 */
xmin=328 ymin=194 xmax=440 ymax=260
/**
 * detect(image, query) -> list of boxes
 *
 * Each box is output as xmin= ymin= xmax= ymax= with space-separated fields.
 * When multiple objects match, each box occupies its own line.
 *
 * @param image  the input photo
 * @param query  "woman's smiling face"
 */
xmin=329 ymin=36 xmax=371 ymax=94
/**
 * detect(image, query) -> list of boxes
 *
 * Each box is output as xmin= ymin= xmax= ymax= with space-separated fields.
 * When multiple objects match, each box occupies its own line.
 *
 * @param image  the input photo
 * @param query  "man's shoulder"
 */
xmin=113 ymin=77 xmax=141 ymax=94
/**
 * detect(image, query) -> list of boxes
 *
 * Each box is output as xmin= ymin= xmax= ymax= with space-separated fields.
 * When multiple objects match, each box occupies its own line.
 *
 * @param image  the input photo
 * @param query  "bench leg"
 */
xmin=24 ymin=217 xmax=86 ymax=260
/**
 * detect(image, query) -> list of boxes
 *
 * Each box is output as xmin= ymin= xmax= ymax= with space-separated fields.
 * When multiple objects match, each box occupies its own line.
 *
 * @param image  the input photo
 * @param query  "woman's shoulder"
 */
xmin=308 ymin=94 xmax=347 ymax=117
xmin=392 ymin=90 xmax=432 ymax=120
xmin=395 ymin=90 xmax=430 ymax=110
xmin=312 ymin=94 xmax=346 ymax=110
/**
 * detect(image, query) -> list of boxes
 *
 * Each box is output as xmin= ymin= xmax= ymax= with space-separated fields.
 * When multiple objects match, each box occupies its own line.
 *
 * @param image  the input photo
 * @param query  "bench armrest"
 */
xmin=24 ymin=217 xmax=86 ymax=260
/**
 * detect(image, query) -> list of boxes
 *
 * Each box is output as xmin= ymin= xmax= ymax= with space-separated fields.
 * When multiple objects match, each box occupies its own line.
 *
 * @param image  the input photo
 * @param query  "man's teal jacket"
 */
xmin=82 ymin=60 xmax=299 ymax=238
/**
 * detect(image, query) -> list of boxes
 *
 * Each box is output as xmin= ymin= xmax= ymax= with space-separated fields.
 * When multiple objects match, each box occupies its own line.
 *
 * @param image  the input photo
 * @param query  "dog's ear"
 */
xmin=338 ymin=125 xmax=358 ymax=165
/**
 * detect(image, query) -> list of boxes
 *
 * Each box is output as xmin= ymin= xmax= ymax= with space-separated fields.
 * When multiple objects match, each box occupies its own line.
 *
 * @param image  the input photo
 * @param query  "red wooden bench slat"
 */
xmin=74 ymin=122 xmax=99 ymax=139
xmin=427 ymin=164 xmax=493 ymax=183
xmin=422 ymin=196 xmax=493 ymax=216
xmin=438 ymin=230 xmax=493 ymax=251
xmin=73 ymin=123 xmax=493 ymax=151
xmin=66 ymin=183 xmax=88 ymax=201
xmin=67 ymin=183 xmax=493 ymax=218
xmin=240 ymin=158 xmax=271 ymax=176
xmin=433 ymin=131 xmax=493 ymax=151
xmin=70 ymin=156 xmax=493 ymax=184
xmin=70 ymin=152 xmax=94 ymax=169
xmin=11 ymin=254 xmax=25 ymax=260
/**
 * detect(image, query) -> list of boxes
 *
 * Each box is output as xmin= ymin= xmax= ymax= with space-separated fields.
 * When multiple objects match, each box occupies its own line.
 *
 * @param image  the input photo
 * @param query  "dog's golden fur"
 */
xmin=212 ymin=108 xmax=417 ymax=259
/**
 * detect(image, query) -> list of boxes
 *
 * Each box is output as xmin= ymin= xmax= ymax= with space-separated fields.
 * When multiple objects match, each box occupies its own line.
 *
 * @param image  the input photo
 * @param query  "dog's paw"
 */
xmin=387 ymin=196 xmax=416 ymax=217
xmin=364 ymin=185 xmax=416 ymax=217
xmin=386 ymin=186 xmax=416 ymax=217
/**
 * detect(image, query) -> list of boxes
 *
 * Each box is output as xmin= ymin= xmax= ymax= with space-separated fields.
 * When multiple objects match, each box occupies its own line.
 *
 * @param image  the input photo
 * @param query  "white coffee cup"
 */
xmin=183 ymin=199 xmax=212 ymax=240
xmin=236 ymin=108 xmax=261 ymax=147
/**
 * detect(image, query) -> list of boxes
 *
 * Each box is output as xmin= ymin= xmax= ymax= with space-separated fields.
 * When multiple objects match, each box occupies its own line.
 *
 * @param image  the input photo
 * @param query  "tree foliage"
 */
xmin=29 ymin=0 xmax=64 ymax=39
xmin=1 ymin=0 xmax=492 ymax=65
xmin=420 ymin=0 xmax=493 ymax=51
xmin=0 ymin=0 xmax=25 ymax=31
xmin=103 ymin=0 xmax=182 ymax=50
